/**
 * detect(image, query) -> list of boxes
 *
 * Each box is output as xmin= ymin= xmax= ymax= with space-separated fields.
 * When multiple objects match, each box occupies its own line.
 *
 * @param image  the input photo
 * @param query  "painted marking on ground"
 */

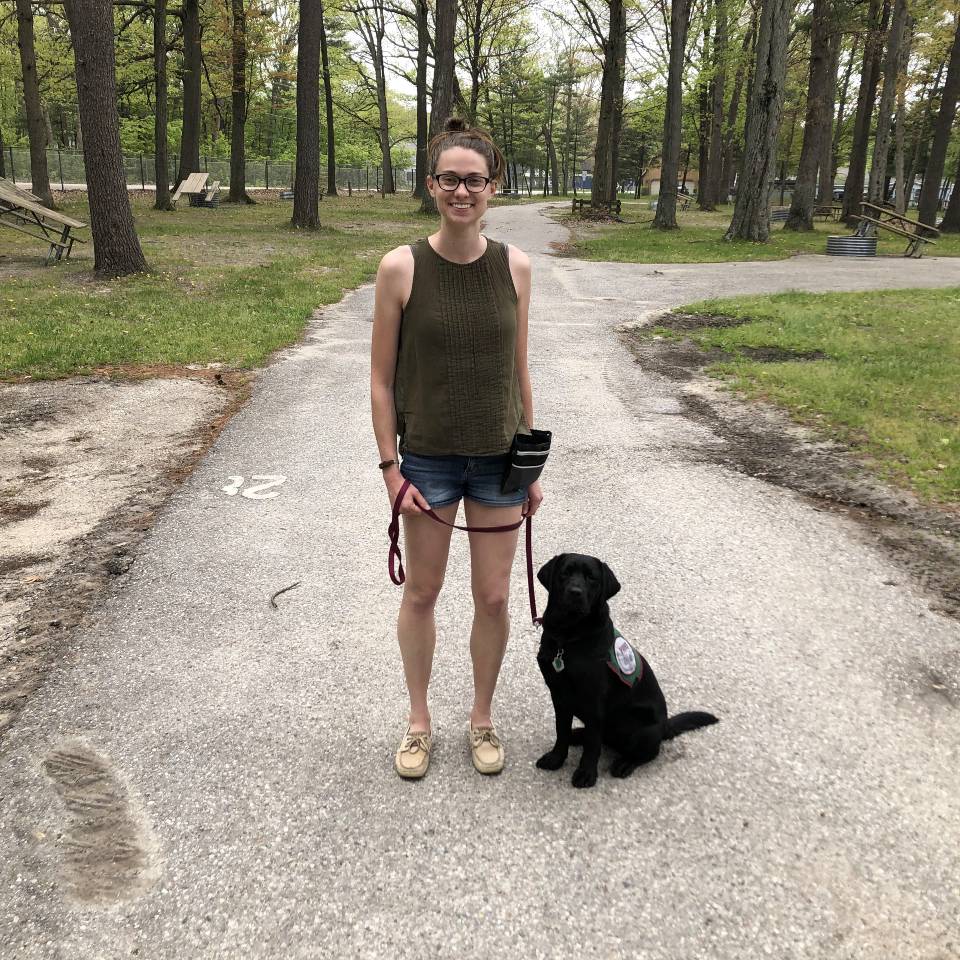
xmin=221 ymin=474 xmax=287 ymax=499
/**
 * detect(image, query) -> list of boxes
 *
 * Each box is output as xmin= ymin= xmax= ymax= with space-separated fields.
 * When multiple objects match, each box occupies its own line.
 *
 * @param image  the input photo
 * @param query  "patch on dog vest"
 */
xmin=607 ymin=628 xmax=643 ymax=687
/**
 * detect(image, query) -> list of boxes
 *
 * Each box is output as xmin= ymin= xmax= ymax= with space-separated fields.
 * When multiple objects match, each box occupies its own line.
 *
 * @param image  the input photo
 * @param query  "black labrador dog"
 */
xmin=536 ymin=553 xmax=718 ymax=788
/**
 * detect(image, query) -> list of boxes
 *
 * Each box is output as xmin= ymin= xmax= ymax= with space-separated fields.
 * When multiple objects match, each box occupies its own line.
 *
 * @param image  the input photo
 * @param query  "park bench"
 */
xmin=770 ymin=207 xmax=790 ymax=222
xmin=852 ymin=201 xmax=939 ymax=258
xmin=0 ymin=177 xmax=87 ymax=264
xmin=172 ymin=172 xmax=220 ymax=208
xmin=572 ymin=197 xmax=622 ymax=215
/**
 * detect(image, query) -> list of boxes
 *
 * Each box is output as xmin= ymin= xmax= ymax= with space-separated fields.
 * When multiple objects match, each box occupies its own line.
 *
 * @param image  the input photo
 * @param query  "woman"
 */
xmin=370 ymin=118 xmax=543 ymax=779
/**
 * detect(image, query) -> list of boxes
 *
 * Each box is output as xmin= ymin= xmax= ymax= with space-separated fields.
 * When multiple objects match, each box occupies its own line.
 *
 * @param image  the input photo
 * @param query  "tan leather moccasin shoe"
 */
xmin=469 ymin=724 xmax=504 ymax=775
xmin=395 ymin=727 xmax=432 ymax=779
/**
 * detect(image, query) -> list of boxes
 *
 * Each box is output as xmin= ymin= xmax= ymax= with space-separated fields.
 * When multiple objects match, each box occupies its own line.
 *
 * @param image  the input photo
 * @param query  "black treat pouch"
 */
xmin=501 ymin=428 xmax=552 ymax=494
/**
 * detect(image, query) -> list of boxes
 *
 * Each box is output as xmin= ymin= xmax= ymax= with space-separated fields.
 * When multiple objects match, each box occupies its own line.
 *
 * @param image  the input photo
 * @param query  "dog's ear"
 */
xmin=600 ymin=562 xmax=621 ymax=600
xmin=537 ymin=554 xmax=564 ymax=591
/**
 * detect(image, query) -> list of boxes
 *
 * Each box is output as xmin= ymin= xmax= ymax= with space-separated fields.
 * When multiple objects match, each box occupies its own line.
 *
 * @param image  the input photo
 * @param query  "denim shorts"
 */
xmin=399 ymin=451 xmax=528 ymax=508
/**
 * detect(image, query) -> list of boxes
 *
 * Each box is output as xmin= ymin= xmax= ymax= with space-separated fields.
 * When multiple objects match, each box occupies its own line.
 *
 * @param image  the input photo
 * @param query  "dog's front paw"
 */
xmin=571 ymin=766 xmax=598 ymax=788
xmin=536 ymin=749 xmax=567 ymax=771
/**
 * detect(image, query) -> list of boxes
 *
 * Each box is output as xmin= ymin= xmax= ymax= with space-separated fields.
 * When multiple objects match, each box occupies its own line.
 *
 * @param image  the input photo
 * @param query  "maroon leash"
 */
xmin=388 ymin=478 xmax=542 ymax=627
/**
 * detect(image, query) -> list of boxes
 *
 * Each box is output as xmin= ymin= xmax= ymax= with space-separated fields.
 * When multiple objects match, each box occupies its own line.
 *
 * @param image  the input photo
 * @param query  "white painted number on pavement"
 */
xmin=221 ymin=475 xmax=287 ymax=499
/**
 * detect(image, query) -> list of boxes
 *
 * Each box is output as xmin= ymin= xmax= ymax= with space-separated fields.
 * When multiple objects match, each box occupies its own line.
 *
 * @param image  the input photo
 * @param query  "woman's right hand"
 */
xmin=384 ymin=468 xmax=431 ymax=515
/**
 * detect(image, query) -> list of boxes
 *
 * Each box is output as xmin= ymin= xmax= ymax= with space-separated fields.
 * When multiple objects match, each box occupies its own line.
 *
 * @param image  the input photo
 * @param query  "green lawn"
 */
xmin=563 ymin=201 xmax=960 ymax=263
xmin=655 ymin=288 xmax=960 ymax=503
xmin=0 ymin=191 xmax=433 ymax=380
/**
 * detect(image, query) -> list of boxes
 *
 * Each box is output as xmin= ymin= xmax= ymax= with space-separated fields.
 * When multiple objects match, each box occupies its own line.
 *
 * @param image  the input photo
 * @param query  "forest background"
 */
xmin=2 ymin=0 xmax=960 ymax=273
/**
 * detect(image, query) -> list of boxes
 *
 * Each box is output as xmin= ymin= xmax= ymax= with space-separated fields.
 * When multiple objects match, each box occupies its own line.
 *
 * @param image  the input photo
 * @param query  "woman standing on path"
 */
xmin=370 ymin=118 xmax=543 ymax=779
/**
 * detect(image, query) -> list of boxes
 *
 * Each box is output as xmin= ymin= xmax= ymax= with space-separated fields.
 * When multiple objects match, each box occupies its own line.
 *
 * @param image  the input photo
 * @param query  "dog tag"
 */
xmin=552 ymin=650 xmax=565 ymax=673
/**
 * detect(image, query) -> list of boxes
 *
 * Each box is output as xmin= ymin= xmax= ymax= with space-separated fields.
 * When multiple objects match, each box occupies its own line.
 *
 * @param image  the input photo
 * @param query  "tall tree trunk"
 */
xmin=65 ymin=0 xmax=148 ymax=276
xmin=786 ymin=0 xmax=834 ymax=230
xmin=0 ymin=122 xmax=6 ymax=178
xmin=319 ymin=0 xmax=338 ymax=196
xmin=154 ymin=0 xmax=173 ymax=210
xmin=696 ymin=5 xmax=712 ymax=211
xmin=842 ymin=0 xmax=889 ymax=223
xmin=939 ymin=149 xmax=960 ymax=232
xmin=719 ymin=19 xmax=754 ymax=204
xmin=893 ymin=85 xmax=906 ymax=213
xmin=15 ymin=0 xmax=54 ymax=206
xmin=374 ymin=55 xmax=394 ymax=193
xmin=177 ymin=0 xmax=201 ymax=185
xmin=823 ymin=31 xmax=854 ymax=199
xmin=654 ymin=0 xmax=691 ymax=228
xmin=702 ymin=0 xmax=728 ymax=210
xmin=725 ymin=0 xmax=796 ymax=241
xmin=917 ymin=14 xmax=960 ymax=227
xmin=420 ymin=0 xmax=456 ymax=214
xmin=904 ymin=65 xmax=942 ymax=209
xmin=867 ymin=0 xmax=908 ymax=206
xmin=229 ymin=0 xmax=254 ymax=203
xmin=412 ymin=0 xmax=428 ymax=199
xmin=293 ymin=0 xmax=321 ymax=228
xmin=592 ymin=0 xmax=627 ymax=209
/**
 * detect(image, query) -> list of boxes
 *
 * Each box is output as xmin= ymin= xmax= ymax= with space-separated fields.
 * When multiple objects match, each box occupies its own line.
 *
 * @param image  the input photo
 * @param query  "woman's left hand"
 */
xmin=523 ymin=479 xmax=543 ymax=517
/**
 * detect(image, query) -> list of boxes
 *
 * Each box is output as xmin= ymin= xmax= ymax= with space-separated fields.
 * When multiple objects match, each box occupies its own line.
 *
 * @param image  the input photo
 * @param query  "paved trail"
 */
xmin=2 ymin=204 xmax=959 ymax=959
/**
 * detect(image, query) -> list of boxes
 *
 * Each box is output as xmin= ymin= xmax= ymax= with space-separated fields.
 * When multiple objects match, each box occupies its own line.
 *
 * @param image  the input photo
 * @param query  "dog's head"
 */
xmin=537 ymin=553 xmax=620 ymax=623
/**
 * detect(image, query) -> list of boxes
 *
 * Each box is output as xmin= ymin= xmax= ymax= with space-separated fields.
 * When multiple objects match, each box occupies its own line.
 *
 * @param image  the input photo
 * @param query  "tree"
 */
xmin=293 ymin=0 xmax=321 ymax=228
xmin=700 ymin=0 xmax=729 ymax=211
xmin=64 ymin=0 xmax=148 ymax=276
xmin=349 ymin=0 xmax=395 ymax=193
xmin=842 ymin=0 xmax=888 ymax=223
xmin=15 ymin=0 xmax=55 ymax=206
xmin=319 ymin=0 xmax=338 ymax=196
xmin=725 ymin=0 xmax=796 ymax=241
xmin=176 ymin=0 xmax=202 ymax=185
xmin=154 ymin=0 xmax=173 ymax=210
xmin=939 ymin=149 xmax=960 ymax=232
xmin=866 ymin=0 xmax=909 ymax=206
xmin=917 ymin=12 xmax=960 ymax=227
xmin=228 ymin=0 xmax=255 ymax=203
xmin=412 ymin=0 xmax=428 ymax=198
xmin=420 ymin=0 xmax=456 ymax=214
xmin=654 ymin=0 xmax=692 ymax=228
xmin=785 ymin=0 xmax=837 ymax=230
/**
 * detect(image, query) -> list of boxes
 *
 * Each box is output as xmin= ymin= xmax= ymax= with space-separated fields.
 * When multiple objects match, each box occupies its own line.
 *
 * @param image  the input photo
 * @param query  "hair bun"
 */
xmin=443 ymin=117 xmax=468 ymax=133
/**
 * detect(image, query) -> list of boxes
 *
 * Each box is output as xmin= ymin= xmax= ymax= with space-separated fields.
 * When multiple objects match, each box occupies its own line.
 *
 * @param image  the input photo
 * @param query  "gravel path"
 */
xmin=2 ymin=203 xmax=959 ymax=960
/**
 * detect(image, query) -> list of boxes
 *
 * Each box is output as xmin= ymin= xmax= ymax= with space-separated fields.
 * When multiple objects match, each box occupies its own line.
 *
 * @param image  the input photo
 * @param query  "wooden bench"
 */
xmin=572 ymin=197 xmax=622 ymax=215
xmin=0 ymin=178 xmax=87 ymax=264
xmin=649 ymin=195 xmax=691 ymax=212
xmin=852 ymin=201 xmax=939 ymax=258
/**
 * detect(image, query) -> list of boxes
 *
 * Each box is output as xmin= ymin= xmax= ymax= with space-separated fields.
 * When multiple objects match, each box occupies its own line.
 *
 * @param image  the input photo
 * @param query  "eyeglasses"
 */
xmin=432 ymin=172 xmax=492 ymax=193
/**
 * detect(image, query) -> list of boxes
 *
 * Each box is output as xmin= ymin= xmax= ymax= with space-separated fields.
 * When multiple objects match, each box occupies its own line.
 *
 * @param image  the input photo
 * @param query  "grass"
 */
xmin=0 ymin=191 xmax=436 ymax=380
xmin=562 ymin=200 xmax=960 ymax=263
xmin=654 ymin=288 xmax=960 ymax=503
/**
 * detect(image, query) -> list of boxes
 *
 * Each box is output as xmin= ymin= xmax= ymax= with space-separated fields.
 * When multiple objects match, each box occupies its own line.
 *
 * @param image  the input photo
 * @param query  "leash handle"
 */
xmin=388 ymin=478 xmax=541 ymax=625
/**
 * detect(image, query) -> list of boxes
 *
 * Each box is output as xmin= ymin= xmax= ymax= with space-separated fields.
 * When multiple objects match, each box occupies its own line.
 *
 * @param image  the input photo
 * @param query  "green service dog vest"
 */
xmin=607 ymin=628 xmax=644 ymax=687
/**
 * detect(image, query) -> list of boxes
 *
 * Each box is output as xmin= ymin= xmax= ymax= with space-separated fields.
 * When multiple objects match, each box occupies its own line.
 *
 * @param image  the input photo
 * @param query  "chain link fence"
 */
xmin=2 ymin=146 xmax=588 ymax=196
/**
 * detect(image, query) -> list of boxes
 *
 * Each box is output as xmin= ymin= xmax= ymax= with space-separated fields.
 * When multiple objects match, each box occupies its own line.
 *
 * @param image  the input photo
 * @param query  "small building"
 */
xmin=643 ymin=165 xmax=699 ymax=196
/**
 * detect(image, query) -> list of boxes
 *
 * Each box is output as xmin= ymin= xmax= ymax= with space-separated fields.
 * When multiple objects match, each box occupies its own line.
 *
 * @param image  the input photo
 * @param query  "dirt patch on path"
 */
xmin=621 ymin=313 xmax=960 ymax=621
xmin=0 ymin=368 xmax=252 ymax=743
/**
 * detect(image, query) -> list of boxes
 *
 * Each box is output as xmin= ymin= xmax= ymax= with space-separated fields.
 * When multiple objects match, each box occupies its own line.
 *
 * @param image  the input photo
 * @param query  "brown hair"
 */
xmin=427 ymin=117 xmax=506 ymax=184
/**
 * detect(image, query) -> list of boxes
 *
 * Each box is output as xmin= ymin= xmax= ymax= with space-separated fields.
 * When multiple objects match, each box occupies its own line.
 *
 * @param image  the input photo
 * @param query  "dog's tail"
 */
xmin=664 ymin=711 xmax=718 ymax=740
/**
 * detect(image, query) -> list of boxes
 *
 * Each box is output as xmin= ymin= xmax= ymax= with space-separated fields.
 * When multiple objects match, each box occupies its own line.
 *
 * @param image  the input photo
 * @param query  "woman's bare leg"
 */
xmin=398 ymin=502 xmax=459 ymax=731
xmin=463 ymin=499 xmax=523 ymax=727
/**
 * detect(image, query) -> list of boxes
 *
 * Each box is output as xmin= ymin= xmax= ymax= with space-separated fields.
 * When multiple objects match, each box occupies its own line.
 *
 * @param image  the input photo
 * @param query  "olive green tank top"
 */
xmin=394 ymin=236 xmax=527 ymax=456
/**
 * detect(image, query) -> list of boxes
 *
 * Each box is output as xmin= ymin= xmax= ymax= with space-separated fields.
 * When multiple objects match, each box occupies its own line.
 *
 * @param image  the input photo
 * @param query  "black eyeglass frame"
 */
xmin=430 ymin=172 xmax=494 ymax=193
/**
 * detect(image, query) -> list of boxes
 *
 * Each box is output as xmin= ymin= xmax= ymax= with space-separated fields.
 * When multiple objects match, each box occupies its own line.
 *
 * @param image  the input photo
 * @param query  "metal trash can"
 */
xmin=826 ymin=235 xmax=877 ymax=256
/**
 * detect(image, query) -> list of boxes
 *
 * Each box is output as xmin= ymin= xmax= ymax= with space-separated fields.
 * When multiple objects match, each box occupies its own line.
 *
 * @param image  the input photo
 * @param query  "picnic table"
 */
xmin=813 ymin=202 xmax=843 ymax=222
xmin=852 ymin=201 xmax=939 ymax=258
xmin=0 ymin=177 xmax=87 ymax=264
xmin=172 ymin=172 xmax=221 ymax=208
